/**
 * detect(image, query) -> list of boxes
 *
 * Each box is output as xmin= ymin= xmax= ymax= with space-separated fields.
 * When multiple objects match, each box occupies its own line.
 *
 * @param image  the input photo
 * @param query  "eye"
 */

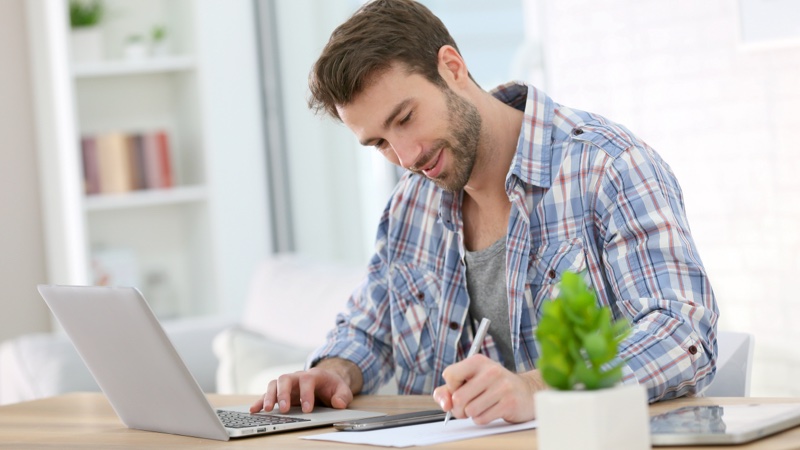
xmin=399 ymin=111 xmax=413 ymax=125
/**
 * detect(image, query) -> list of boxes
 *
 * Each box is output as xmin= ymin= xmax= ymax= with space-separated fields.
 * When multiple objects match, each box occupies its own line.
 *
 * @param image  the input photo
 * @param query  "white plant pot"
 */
xmin=535 ymin=383 xmax=650 ymax=450
xmin=150 ymin=41 xmax=170 ymax=58
xmin=70 ymin=27 xmax=104 ymax=62
xmin=124 ymin=42 xmax=148 ymax=60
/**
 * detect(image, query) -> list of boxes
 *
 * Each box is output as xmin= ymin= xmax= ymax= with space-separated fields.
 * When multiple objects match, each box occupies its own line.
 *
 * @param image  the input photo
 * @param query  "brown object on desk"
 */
xmin=1 ymin=394 xmax=800 ymax=449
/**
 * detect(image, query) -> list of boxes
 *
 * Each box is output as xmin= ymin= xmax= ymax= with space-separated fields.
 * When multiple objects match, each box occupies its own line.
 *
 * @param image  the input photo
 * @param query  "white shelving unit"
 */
xmin=26 ymin=0 xmax=272 ymax=320
xmin=72 ymin=55 xmax=195 ymax=78
xmin=83 ymin=185 xmax=207 ymax=211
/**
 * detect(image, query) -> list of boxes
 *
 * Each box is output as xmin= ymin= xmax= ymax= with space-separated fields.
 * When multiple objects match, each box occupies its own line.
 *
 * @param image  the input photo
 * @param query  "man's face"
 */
xmin=337 ymin=64 xmax=482 ymax=192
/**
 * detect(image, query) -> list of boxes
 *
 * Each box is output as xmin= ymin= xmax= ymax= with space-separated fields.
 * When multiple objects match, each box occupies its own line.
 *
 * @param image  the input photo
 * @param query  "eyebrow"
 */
xmin=359 ymin=98 xmax=413 ymax=146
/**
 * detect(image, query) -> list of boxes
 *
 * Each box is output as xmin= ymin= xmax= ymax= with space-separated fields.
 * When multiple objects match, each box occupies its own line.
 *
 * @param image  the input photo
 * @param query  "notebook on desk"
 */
xmin=37 ymin=284 xmax=384 ymax=441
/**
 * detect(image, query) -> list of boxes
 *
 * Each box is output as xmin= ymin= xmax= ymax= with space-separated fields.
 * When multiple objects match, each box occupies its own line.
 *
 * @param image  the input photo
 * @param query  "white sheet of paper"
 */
xmin=301 ymin=418 xmax=537 ymax=447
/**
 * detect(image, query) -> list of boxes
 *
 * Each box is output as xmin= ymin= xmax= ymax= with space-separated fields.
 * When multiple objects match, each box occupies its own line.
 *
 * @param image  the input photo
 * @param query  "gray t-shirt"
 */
xmin=465 ymin=238 xmax=516 ymax=372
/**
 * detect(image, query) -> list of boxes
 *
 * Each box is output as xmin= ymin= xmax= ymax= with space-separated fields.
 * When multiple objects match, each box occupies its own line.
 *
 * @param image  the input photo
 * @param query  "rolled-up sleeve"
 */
xmin=599 ymin=143 xmax=719 ymax=402
xmin=308 ymin=213 xmax=396 ymax=394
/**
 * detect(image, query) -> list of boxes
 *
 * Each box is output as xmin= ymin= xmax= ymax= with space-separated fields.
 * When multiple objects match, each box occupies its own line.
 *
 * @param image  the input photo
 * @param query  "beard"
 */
xmin=412 ymin=86 xmax=482 ymax=192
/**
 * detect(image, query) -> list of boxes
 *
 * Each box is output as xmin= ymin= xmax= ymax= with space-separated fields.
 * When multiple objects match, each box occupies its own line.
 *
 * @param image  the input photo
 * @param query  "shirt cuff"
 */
xmin=307 ymin=339 xmax=386 ymax=394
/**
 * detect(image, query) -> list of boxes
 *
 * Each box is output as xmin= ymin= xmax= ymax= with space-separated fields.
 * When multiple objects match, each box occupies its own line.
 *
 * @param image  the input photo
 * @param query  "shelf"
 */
xmin=84 ymin=185 xmax=207 ymax=211
xmin=30 ymin=0 xmax=270 ymax=320
xmin=72 ymin=55 xmax=195 ymax=78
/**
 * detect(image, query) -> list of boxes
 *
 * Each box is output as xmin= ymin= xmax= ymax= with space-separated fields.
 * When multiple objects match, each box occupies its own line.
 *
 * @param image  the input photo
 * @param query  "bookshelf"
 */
xmin=27 ymin=0 xmax=272 ymax=320
xmin=72 ymin=55 xmax=195 ymax=78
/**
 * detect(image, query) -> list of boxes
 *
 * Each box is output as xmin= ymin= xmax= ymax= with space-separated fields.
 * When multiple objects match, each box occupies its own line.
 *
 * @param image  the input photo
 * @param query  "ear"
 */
xmin=437 ymin=45 xmax=470 ymax=88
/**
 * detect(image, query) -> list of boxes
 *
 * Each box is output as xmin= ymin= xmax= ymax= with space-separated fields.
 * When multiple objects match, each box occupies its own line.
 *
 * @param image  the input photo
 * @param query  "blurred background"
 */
xmin=1 ymin=0 xmax=798 ymax=398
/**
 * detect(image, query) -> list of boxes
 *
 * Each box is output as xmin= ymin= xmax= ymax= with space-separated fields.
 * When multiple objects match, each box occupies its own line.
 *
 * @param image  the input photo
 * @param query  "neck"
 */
xmin=463 ymin=91 xmax=524 ymax=207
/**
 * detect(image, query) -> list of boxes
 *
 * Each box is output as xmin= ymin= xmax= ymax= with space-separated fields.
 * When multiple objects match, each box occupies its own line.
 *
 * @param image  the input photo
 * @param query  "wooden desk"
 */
xmin=1 ymin=393 xmax=799 ymax=449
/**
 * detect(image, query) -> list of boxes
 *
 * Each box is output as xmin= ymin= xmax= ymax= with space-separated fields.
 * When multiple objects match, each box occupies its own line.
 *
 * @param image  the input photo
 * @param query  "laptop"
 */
xmin=651 ymin=403 xmax=800 ymax=446
xmin=37 ymin=284 xmax=385 ymax=441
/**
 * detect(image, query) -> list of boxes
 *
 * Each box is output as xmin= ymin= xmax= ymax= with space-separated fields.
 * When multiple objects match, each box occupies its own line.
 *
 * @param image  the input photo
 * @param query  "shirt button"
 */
xmin=449 ymin=322 xmax=459 ymax=330
xmin=573 ymin=128 xmax=584 ymax=136
xmin=547 ymin=269 xmax=557 ymax=279
xmin=688 ymin=345 xmax=698 ymax=355
xmin=416 ymin=292 xmax=424 ymax=300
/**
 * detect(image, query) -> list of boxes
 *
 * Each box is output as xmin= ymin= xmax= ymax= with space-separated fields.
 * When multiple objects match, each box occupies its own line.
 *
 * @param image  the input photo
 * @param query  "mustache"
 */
xmin=410 ymin=140 xmax=448 ymax=172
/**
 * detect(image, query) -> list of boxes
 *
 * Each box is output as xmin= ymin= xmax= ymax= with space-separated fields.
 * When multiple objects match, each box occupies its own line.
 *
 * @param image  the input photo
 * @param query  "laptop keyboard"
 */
xmin=217 ymin=410 xmax=311 ymax=429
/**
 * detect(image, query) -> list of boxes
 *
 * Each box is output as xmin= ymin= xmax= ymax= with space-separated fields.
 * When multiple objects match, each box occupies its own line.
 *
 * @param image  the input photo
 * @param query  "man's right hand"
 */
xmin=249 ymin=357 xmax=363 ymax=414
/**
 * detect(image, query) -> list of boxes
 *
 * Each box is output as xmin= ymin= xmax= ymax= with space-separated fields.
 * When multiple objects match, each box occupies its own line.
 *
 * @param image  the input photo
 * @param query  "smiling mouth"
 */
xmin=414 ymin=148 xmax=442 ymax=175
xmin=422 ymin=153 xmax=440 ymax=172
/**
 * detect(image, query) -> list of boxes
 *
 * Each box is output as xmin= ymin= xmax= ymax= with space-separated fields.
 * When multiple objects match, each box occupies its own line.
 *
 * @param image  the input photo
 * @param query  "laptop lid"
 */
xmin=37 ymin=285 xmax=384 ymax=441
xmin=651 ymin=403 xmax=800 ymax=446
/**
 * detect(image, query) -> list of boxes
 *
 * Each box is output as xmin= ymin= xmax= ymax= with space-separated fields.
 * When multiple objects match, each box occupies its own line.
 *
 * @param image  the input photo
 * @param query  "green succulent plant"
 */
xmin=151 ymin=25 xmax=167 ymax=43
xmin=535 ymin=271 xmax=630 ymax=390
xmin=69 ymin=0 xmax=104 ymax=28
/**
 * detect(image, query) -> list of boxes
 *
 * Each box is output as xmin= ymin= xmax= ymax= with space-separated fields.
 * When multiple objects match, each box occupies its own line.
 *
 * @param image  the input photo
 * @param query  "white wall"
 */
xmin=534 ymin=0 xmax=800 ymax=396
xmin=0 ymin=0 xmax=51 ymax=341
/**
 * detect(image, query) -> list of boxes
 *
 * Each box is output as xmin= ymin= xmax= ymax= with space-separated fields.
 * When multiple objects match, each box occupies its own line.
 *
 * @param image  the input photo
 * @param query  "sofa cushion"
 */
xmin=0 ymin=316 xmax=232 ymax=405
xmin=239 ymin=254 xmax=366 ymax=348
xmin=213 ymin=325 xmax=312 ymax=394
xmin=216 ymin=254 xmax=399 ymax=395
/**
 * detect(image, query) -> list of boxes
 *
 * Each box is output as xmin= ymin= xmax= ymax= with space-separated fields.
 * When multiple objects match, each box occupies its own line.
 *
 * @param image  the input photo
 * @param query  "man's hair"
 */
xmin=308 ymin=0 xmax=466 ymax=120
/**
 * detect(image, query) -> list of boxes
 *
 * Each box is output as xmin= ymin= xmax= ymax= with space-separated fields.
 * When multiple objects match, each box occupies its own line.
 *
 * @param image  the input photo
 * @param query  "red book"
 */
xmin=155 ymin=130 xmax=173 ymax=188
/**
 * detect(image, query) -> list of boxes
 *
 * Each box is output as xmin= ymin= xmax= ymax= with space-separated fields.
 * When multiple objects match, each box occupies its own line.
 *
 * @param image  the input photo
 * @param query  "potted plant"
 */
xmin=68 ymin=0 xmax=104 ymax=62
xmin=123 ymin=34 xmax=147 ymax=60
xmin=534 ymin=272 xmax=650 ymax=450
xmin=150 ymin=24 xmax=169 ymax=57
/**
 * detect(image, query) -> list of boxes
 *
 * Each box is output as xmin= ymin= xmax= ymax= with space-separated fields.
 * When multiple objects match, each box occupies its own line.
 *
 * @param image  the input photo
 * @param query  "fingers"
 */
xmin=449 ymin=373 xmax=491 ymax=419
xmin=298 ymin=373 xmax=317 ymax=413
xmin=249 ymin=379 xmax=277 ymax=413
xmin=276 ymin=373 xmax=302 ymax=413
xmin=469 ymin=374 xmax=533 ymax=424
xmin=432 ymin=385 xmax=453 ymax=413
xmin=312 ymin=367 xmax=354 ymax=409
xmin=329 ymin=380 xmax=354 ymax=409
xmin=251 ymin=366 xmax=355 ymax=414
xmin=441 ymin=353 xmax=490 ymax=390
xmin=249 ymin=396 xmax=263 ymax=413
xmin=443 ymin=354 xmax=526 ymax=422
xmin=470 ymin=396 xmax=505 ymax=425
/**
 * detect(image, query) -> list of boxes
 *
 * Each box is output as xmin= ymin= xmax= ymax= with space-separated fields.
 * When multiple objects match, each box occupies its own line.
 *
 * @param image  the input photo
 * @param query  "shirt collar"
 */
xmin=491 ymin=82 xmax=555 ymax=189
xmin=439 ymin=82 xmax=555 ymax=232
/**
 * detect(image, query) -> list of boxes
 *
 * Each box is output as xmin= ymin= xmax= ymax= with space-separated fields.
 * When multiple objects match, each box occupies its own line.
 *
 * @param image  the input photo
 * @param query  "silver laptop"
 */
xmin=37 ymin=285 xmax=385 ymax=441
xmin=651 ymin=403 xmax=800 ymax=446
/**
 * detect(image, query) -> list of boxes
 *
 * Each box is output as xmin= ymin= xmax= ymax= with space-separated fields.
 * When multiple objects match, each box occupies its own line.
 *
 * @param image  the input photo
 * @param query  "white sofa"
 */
xmin=0 ymin=254 xmax=395 ymax=405
xmin=0 ymin=315 xmax=232 ymax=405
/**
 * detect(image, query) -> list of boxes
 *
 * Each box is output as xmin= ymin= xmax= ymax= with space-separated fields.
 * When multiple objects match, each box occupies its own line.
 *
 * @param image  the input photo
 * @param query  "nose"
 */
xmin=388 ymin=135 xmax=420 ymax=170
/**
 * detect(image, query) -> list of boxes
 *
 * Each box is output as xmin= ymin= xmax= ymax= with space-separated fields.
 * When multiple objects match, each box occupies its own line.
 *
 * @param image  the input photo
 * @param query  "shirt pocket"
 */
xmin=528 ymin=238 xmax=588 ymax=320
xmin=388 ymin=263 xmax=441 ymax=374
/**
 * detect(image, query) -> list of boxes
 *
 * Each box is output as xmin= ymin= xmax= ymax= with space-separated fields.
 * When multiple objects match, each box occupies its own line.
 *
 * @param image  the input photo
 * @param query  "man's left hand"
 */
xmin=432 ymin=354 xmax=545 ymax=424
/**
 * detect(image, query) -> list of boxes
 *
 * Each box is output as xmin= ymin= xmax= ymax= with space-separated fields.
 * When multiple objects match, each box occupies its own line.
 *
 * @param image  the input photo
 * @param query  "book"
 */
xmin=128 ymin=134 xmax=147 ymax=191
xmin=80 ymin=136 xmax=100 ymax=195
xmin=155 ymin=130 xmax=174 ymax=189
xmin=81 ymin=129 xmax=175 ymax=195
xmin=96 ymin=132 xmax=132 ymax=194
xmin=143 ymin=132 xmax=163 ymax=189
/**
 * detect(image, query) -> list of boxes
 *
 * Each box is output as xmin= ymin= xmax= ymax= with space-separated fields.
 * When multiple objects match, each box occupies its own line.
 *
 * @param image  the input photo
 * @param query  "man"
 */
xmin=251 ymin=0 xmax=718 ymax=424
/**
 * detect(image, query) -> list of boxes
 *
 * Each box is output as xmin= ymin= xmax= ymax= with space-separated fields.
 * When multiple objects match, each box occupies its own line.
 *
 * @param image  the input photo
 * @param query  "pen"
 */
xmin=444 ymin=317 xmax=491 ymax=426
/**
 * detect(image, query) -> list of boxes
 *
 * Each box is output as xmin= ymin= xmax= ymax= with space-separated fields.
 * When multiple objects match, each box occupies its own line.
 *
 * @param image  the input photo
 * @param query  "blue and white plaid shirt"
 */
xmin=311 ymin=82 xmax=719 ymax=402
